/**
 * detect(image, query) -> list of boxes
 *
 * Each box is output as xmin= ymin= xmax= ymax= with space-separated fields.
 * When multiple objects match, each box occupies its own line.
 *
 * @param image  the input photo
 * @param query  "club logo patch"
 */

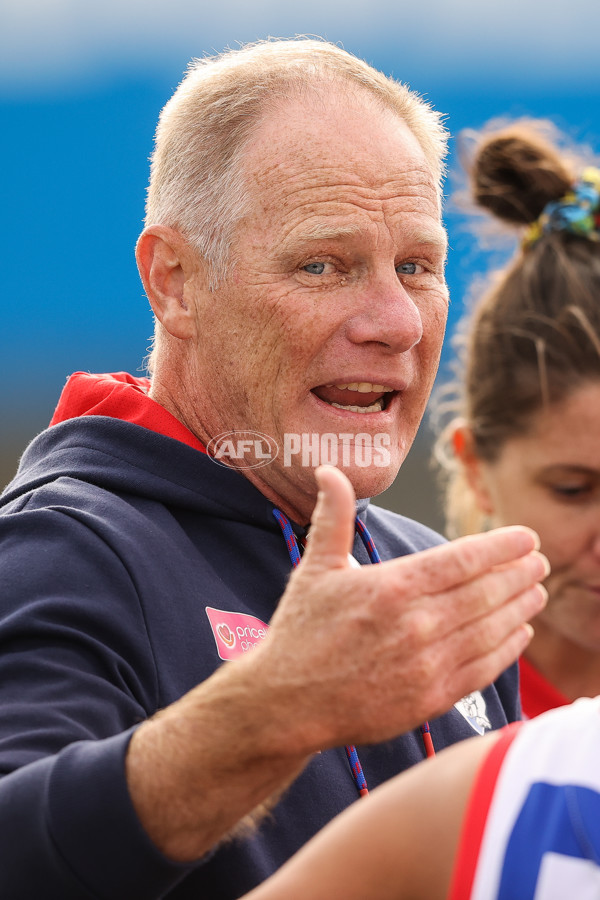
xmin=206 ymin=607 xmax=269 ymax=660
xmin=454 ymin=691 xmax=492 ymax=735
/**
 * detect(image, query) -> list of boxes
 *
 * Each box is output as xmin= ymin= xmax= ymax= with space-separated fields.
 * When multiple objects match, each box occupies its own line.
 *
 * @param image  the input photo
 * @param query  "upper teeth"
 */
xmin=326 ymin=382 xmax=394 ymax=392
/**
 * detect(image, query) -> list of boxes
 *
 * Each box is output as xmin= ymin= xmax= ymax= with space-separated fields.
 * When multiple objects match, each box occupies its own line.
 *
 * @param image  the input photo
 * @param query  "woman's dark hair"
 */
xmin=435 ymin=120 xmax=600 ymax=536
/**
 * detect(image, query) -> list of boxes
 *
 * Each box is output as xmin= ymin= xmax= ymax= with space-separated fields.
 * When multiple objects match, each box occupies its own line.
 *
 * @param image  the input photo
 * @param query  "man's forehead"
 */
xmin=257 ymin=169 xmax=445 ymax=244
xmin=250 ymin=159 xmax=442 ymax=229
xmin=247 ymin=91 xmax=436 ymax=190
xmin=238 ymin=93 xmax=443 ymax=251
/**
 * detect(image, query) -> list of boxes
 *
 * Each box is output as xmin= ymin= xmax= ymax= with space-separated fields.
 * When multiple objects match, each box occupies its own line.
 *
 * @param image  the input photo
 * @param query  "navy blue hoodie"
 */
xmin=0 ymin=373 xmax=520 ymax=899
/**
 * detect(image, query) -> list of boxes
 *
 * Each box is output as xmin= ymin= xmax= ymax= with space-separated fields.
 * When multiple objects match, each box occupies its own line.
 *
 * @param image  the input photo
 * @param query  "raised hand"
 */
xmin=256 ymin=465 xmax=548 ymax=749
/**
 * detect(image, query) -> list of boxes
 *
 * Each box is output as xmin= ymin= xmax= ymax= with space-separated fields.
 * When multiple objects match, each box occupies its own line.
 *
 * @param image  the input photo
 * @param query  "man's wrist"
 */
xmin=125 ymin=655 xmax=311 ymax=862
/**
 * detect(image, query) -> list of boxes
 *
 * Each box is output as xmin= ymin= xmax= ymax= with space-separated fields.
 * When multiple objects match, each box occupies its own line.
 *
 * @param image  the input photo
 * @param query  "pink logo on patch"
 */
xmin=217 ymin=623 xmax=235 ymax=648
xmin=206 ymin=607 xmax=270 ymax=660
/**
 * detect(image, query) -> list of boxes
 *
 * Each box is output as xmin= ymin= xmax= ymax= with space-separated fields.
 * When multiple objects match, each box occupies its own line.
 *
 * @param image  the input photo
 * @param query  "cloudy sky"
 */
xmin=0 ymin=0 xmax=600 ymax=92
xmin=2 ymin=0 xmax=599 ymax=486
xmin=2 ymin=0 xmax=598 ymax=94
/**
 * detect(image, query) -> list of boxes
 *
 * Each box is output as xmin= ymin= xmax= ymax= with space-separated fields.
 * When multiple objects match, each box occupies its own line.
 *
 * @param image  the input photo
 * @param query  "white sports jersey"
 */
xmin=449 ymin=696 xmax=600 ymax=900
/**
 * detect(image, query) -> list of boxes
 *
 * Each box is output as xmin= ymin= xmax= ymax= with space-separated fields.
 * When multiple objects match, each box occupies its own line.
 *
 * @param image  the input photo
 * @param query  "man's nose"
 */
xmin=344 ymin=273 xmax=424 ymax=353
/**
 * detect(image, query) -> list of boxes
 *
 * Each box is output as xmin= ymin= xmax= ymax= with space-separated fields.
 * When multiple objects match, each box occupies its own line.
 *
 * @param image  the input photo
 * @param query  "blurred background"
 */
xmin=2 ymin=0 xmax=599 ymax=531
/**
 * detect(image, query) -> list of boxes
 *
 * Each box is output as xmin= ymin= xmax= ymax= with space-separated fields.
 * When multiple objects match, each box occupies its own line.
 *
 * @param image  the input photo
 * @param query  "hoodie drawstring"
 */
xmin=273 ymin=507 xmax=437 ymax=798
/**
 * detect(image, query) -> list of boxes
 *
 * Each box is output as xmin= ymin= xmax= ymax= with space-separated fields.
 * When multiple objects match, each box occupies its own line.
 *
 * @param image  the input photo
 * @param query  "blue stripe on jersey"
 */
xmin=497 ymin=782 xmax=600 ymax=899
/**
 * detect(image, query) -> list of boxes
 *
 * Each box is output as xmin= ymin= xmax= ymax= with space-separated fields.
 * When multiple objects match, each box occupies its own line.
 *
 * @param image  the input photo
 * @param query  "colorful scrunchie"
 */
xmin=522 ymin=166 xmax=600 ymax=249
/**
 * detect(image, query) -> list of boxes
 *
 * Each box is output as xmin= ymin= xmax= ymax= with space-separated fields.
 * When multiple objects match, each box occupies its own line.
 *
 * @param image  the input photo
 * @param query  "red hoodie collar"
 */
xmin=50 ymin=372 xmax=207 ymax=454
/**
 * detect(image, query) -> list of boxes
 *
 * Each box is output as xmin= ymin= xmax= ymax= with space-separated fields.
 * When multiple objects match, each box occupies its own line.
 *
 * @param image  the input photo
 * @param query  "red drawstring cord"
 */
xmin=273 ymin=508 xmax=435 ymax=799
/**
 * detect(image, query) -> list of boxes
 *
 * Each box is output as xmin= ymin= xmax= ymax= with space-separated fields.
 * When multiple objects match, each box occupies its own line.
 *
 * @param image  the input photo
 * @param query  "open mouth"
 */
xmin=311 ymin=382 xmax=395 ymax=413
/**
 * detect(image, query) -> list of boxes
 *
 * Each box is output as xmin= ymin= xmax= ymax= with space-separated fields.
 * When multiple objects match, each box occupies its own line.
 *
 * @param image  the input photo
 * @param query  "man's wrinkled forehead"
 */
xmin=246 ymin=88 xmax=441 ymax=199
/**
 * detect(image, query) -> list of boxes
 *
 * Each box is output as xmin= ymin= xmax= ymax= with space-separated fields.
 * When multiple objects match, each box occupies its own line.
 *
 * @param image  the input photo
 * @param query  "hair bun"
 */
xmin=469 ymin=122 xmax=574 ymax=225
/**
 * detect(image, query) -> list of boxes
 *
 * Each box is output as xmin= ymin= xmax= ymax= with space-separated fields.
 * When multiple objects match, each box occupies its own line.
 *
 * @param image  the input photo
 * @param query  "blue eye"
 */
xmin=302 ymin=262 xmax=326 ymax=275
xmin=396 ymin=262 xmax=421 ymax=275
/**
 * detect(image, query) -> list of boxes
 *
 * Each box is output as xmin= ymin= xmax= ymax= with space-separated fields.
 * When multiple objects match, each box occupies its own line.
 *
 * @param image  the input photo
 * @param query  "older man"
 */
xmin=0 ymin=39 xmax=547 ymax=899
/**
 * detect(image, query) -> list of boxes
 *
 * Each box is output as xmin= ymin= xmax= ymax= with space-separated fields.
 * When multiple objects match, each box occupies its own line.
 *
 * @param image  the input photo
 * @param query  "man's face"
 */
xmin=189 ymin=90 xmax=449 ymax=522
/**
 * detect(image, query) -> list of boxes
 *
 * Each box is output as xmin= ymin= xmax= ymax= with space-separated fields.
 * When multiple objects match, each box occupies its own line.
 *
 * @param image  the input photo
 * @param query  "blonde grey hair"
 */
xmin=144 ymin=37 xmax=449 ymax=287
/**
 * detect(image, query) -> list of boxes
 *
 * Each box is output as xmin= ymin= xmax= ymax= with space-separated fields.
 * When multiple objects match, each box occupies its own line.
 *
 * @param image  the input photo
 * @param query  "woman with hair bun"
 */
xmin=435 ymin=119 xmax=600 ymax=718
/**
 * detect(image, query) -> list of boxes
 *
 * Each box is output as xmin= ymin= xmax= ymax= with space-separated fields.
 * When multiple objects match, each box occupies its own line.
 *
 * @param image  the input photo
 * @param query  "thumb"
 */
xmin=301 ymin=466 xmax=356 ymax=572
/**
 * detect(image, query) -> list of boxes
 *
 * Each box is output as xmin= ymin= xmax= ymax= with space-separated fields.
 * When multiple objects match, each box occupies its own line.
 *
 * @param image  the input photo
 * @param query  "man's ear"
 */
xmin=136 ymin=225 xmax=202 ymax=340
xmin=451 ymin=420 xmax=495 ymax=516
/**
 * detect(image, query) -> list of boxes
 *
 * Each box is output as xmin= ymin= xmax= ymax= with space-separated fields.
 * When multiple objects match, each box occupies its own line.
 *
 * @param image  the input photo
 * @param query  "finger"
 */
xmin=433 ymin=622 xmax=537 ymax=718
xmin=389 ymin=525 xmax=541 ymax=594
xmin=459 ymin=581 xmax=548 ymax=659
xmin=433 ymin=550 xmax=550 ymax=636
xmin=439 ymin=582 xmax=548 ymax=702
xmin=301 ymin=466 xmax=356 ymax=572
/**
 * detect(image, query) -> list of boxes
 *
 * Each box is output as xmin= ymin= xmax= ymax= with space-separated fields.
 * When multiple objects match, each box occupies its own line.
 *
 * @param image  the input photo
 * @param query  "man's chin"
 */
xmin=343 ymin=463 xmax=401 ymax=501
xmin=240 ymin=450 xmax=403 ymax=523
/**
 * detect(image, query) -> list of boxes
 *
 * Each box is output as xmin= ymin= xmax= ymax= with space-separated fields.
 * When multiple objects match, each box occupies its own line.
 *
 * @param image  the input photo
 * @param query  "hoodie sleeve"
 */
xmin=0 ymin=501 xmax=197 ymax=899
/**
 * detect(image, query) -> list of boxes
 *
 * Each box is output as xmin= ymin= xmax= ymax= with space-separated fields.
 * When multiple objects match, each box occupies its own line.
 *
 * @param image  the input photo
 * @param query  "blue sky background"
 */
xmin=2 ymin=0 xmax=600 ymax=509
